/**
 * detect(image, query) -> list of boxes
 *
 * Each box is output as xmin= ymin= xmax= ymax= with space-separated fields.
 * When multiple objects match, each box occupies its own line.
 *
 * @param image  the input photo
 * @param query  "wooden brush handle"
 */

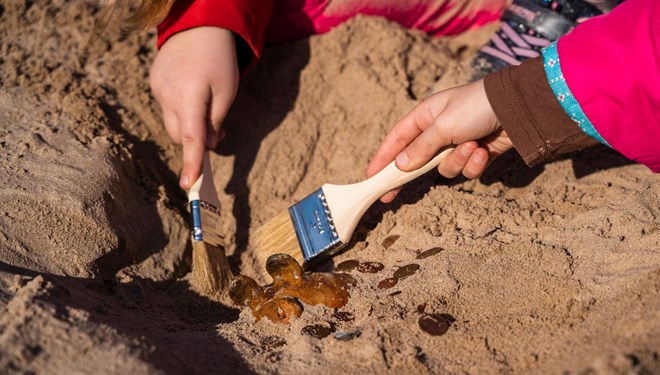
xmin=323 ymin=145 xmax=455 ymax=243
xmin=358 ymin=146 xmax=455 ymax=199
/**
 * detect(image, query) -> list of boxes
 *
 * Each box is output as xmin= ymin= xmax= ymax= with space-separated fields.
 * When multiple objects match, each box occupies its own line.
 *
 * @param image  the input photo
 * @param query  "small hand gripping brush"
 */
xmin=252 ymin=147 xmax=454 ymax=271
xmin=188 ymin=152 xmax=233 ymax=296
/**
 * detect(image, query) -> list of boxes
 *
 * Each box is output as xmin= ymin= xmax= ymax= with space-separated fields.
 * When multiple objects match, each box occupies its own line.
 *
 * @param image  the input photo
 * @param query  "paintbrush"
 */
xmin=188 ymin=152 xmax=233 ymax=297
xmin=252 ymin=146 xmax=455 ymax=270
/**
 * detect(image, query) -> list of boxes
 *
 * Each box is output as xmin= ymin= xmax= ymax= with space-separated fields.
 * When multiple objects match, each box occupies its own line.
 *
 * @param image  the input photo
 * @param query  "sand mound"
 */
xmin=0 ymin=1 xmax=658 ymax=374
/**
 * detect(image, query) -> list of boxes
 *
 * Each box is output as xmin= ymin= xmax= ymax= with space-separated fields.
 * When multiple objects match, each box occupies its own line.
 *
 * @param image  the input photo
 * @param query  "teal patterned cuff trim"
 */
xmin=541 ymin=42 xmax=610 ymax=147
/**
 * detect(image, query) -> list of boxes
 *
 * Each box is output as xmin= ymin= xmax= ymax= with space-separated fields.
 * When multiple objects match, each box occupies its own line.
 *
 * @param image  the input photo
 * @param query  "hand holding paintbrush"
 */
xmin=251 ymin=146 xmax=455 ymax=270
xmin=252 ymin=80 xmax=507 ymax=272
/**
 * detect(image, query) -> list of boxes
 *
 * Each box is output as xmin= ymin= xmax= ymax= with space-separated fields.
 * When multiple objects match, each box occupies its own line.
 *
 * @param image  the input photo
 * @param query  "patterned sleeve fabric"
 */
xmin=541 ymin=41 xmax=610 ymax=147
xmin=544 ymin=0 xmax=660 ymax=172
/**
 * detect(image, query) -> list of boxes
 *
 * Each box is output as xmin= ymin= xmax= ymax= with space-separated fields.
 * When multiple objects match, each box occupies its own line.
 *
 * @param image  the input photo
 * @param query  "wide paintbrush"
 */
xmin=251 ymin=147 xmax=454 ymax=271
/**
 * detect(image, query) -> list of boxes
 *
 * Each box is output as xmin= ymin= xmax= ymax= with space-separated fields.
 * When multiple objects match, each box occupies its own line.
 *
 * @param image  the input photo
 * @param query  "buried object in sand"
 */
xmin=228 ymin=254 xmax=356 ymax=323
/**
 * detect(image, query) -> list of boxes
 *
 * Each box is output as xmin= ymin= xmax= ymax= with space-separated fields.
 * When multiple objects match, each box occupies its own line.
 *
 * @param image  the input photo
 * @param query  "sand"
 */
xmin=1 ymin=1 xmax=659 ymax=374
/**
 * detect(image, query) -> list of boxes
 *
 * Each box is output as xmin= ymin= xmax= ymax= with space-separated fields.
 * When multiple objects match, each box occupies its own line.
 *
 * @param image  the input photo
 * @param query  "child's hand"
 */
xmin=365 ymin=79 xmax=513 ymax=203
xmin=150 ymin=27 xmax=239 ymax=189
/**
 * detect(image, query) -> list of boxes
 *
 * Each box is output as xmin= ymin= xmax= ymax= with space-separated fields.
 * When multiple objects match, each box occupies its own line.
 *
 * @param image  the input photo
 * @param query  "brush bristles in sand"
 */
xmin=191 ymin=241 xmax=233 ymax=298
xmin=252 ymin=210 xmax=305 ymax=269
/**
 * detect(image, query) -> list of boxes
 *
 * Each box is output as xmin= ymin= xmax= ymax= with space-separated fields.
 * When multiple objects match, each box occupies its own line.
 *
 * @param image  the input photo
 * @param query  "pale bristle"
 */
xmin=191 ymin=241 xmax=233 ymax=299
xmin=251 ymin=210 xmax=304 ymax=274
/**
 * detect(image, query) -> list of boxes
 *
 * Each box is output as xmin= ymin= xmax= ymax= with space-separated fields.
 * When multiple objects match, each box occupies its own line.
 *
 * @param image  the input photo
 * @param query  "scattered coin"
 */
xmin=357 ymin=262 xmax=385 ymax=273
xmin=335 ymin=260 xmax=360 ymax=273
xmin=439 ymin=313 xmax=456 ymax=323
xmin=377 ymin=277 xmax=398 ymax=289
xmin=301 ymin=324 xmax=334 ymax=339
xmin=333 ymin=311 xmax=355 ymax=322
xmin=335 ymin=273 xmax=358 ymax=287
xmin=393 ymin=264 xmax=420 ymax=279
xmin=418 ymin=314 xmax=451 ymax=336
xmin=416 ymin=247 xmax=443 ymax=260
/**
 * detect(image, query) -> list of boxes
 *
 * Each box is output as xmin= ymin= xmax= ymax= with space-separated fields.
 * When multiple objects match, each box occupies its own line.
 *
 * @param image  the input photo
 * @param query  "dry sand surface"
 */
xmin=1 ymin=1 xmax=659 ymax=374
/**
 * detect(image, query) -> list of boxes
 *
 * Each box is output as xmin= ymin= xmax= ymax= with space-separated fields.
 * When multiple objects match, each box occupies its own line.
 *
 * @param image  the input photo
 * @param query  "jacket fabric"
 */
xmin=157 ymin=0 xmax=508 ymax=62
xmin=486 ymin=0 xmax=660 ymax=172
xmin=157 ymin=0 xmax=660 ymax=172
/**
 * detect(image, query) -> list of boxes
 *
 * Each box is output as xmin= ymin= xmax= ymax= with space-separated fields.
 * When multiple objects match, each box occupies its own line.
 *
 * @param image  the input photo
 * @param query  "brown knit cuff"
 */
xmin=483 ymin=57 xmax=598 ymax=167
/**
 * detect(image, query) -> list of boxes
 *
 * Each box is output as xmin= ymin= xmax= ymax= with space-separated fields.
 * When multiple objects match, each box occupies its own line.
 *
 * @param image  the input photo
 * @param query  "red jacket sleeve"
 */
xmin=157 ymin=0 xmax=275 ymax=64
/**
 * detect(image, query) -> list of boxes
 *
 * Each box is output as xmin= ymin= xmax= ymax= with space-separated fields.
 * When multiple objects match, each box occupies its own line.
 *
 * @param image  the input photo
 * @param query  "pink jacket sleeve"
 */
xmin=541 ymin=0 xmax=660 ymax=172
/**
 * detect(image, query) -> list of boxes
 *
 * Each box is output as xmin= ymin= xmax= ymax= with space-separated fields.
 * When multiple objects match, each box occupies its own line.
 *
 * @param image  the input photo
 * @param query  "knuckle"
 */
xmin=180 ymin=132 xmax=201 ymax=146
xmin=416 ymin=136 xmax=439 ymax=159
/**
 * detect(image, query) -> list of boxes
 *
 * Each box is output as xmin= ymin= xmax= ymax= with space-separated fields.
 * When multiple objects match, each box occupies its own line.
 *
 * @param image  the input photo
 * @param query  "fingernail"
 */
xmin=395 ymin=152 xmax=409 ymax=168
xmin=461 ymin=144 xmax=473 ymax=157
xmin=474 ymin=153 xmax=486 ymax=164
xmin=180 ymin=175 xmax=190 ymax=188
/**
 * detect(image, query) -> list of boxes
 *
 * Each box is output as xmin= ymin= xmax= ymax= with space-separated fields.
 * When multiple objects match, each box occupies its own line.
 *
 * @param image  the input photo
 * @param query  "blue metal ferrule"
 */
xmin=288 ymin=188 xmax=344 ymax=263
xmin=189 ymin=199 xmax=223 ymax=246
xmin=190 ymin=199 xmax=204 ymax=242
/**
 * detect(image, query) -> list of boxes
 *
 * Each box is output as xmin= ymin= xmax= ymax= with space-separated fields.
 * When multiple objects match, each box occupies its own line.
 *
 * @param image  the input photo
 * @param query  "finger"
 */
xmin=379 ymin=189 xmax=401 ymax=204
xmin=366 ymin=97 xmax=444 ymax=178
xmin=206 ymin=122 xmax=221 ymax=150
xmin=481 ymin=129 xmax=513 ymax=160
xmin=396 ymin=114 xmax=453 ymax=171
xmin=462 ymin=147 xmax=489 ymax=179
xmin=206 ymin=94 xmax=231 ymax=149
xmin=437 ymin=141 xmax=477 ymax=178
xmin=162 ymin=110 xmax=181 ymax=144
xmin=177 ymin=104 xmax=208 ymax=189
xmin=207 ymin=60 xmax=238 ymax=149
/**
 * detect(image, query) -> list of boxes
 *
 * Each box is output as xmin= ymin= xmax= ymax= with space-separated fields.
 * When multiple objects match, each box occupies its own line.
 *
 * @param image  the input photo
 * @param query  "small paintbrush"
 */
xmin=252 ymin=147 xmax=454 ymax=270
xmin=188 ymin=152 xmax=233 ymax=296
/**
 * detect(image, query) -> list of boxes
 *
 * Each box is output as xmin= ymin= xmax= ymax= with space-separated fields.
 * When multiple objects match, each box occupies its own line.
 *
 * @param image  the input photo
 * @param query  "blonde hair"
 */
xmin=98 ymin=0 xmax=175 ymax=33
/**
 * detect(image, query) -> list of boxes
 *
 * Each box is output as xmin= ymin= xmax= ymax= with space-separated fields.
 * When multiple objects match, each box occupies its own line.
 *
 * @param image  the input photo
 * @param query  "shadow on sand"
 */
xmin=0 ymin=262 xmax=252 ymax=374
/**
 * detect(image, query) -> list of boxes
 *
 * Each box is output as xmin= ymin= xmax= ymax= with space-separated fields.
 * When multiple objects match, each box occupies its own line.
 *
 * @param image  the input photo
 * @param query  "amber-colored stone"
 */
xmin=228 ymin=275 xmax=266 ymax=310
xmin=253 ymin=297 xmax=303 ymax=324
xmin=228 ymin=254 xmax=355 ymax=324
